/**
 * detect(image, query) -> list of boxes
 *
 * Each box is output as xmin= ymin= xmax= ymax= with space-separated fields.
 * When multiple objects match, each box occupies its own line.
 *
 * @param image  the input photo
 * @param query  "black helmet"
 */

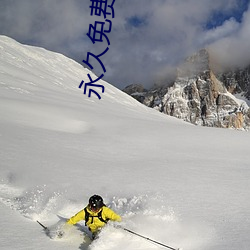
xmin=89 ymin=195 xmax=104 ymax=210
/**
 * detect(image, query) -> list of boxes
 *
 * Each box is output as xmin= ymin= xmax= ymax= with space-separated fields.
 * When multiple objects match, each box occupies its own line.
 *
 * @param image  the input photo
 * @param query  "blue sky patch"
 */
xmin=206 ymin=0 xmax=249 ymax=29
xmin=126 ymin=15 xmax=147 ymax=28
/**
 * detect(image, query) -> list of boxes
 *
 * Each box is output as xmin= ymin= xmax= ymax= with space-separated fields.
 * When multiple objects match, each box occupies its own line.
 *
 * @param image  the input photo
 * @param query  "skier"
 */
xmin=66 ymin=194 xmax=122 ymax=239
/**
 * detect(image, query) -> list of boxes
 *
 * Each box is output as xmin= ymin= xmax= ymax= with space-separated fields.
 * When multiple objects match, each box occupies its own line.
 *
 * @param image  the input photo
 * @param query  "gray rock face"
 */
xmin=218 ymin=66 xmax=250 ymax=99
xmin=123 ymin=49 xmax=250 ymax=130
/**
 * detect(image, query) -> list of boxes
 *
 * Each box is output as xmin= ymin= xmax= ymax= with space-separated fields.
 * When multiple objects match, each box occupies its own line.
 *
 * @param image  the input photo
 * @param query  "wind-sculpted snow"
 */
xmin=1 ymin=99 xmax=91 ymax=134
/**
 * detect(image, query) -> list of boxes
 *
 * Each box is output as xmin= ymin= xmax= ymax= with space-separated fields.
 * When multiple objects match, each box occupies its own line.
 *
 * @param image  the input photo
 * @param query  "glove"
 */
xmin=55 ymin=222 xmax=71 ymax=238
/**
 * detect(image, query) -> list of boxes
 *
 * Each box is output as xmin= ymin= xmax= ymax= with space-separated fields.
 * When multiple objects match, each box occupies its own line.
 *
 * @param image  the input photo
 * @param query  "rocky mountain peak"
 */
xmin=177 ymin=49 xmax=210 ymax=78
xmin=123 ymin=49 xmax=250 ymax=130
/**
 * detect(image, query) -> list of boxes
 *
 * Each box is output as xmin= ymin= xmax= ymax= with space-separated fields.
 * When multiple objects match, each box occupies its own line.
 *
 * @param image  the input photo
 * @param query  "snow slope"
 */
xmin=0 ymin=35 xmax=250 ymax=250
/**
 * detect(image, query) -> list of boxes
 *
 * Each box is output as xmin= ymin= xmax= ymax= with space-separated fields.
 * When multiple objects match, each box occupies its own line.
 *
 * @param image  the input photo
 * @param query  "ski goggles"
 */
xmin=89 ymin=205 xmax=101 ymax=212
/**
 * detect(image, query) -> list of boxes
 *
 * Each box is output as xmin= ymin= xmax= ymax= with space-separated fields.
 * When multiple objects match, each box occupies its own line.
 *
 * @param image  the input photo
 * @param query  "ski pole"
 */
xmin=37 ymin=220 xmax=48 ymax=231
xmin=122 ymin=227 xmax=180 ymax=250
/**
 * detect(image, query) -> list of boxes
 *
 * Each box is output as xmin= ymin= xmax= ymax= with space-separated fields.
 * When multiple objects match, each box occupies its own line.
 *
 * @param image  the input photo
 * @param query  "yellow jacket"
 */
xmin=67 ymin=206 xmax=121 ymax=233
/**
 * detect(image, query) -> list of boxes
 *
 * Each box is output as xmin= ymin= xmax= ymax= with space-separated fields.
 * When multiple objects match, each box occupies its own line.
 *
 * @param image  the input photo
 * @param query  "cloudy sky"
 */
xmin=0 ymin=0 xmax=249 ymax=89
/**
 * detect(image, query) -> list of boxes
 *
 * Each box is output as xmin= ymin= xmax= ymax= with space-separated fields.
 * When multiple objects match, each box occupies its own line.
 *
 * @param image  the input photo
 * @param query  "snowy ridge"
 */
xmin=0 ymin=35 xmax=145 ymax=108
xmin=1 ymin=36 xmax=250 ymax=250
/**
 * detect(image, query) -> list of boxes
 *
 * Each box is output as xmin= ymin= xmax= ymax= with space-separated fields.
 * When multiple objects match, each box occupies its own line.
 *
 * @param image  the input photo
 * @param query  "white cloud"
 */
xmin=200 ymin=17 xmax=240 ymax=45
xmin=209 ymin=5 xmax=250 ymax=68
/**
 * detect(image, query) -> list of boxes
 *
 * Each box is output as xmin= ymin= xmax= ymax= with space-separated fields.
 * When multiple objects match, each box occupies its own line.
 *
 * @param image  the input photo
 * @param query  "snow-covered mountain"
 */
xmin=1 ymin=36 xmax=250 ymax=250
xmin=124 ymin=49 xmax=250 ymax=130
